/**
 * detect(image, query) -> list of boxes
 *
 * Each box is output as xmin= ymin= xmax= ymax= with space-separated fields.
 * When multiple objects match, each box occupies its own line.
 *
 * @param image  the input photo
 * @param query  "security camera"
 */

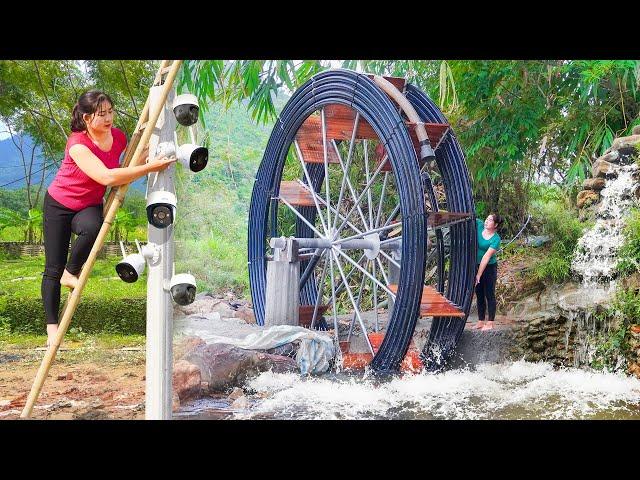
xmin=116 ymin=253 xmax=145 ymax=283
xmin=172 ymin=94 xmax=199 ymax=126
xmin=177 ymin=143 xmax=208 ymax=172
xmin=146 ymin=190 xmax=176 ymax=229
xmin=155 ymin=141 xmax=176 ymax=159
xmin=169 ymin=273 xmax=196 ymax=306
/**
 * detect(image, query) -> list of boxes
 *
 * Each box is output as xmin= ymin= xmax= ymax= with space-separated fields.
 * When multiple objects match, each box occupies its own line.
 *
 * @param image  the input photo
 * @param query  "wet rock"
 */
xmin=174 ymin=336 xmax=207 ymax=361
xmin=612 ymin=134 xmax=640 ymax=151
xmin=592 ymin=159 xmax=619 ymax=178
xmin=582 ymin=177 xmax=606 ymax=191
xmin=173 ymin=359 xmax=202 ymax=402
xmin=231 ymin=395 xmax=248 ymax=409
xmin=228 ymin=387 xmax=244 ymax=400
xmin=179 ymin=342 xmax=297 ymax=393
xmin=577 ymin=190 xmax=600 ymax=208
xmin=595 ymin=150 xmax=620 ymax=165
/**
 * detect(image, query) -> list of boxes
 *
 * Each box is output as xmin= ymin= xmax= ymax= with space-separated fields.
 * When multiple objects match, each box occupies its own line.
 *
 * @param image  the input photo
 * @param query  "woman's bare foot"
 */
xmin=481 ymin=322 xmax=494 ymax=331
xmin=46 ymin=323 xmax=59 ymax=348
xmin=60 ymin=269 xmax=79 ymax=289
xmin=472 ymin=320 xmax=485 ymax=329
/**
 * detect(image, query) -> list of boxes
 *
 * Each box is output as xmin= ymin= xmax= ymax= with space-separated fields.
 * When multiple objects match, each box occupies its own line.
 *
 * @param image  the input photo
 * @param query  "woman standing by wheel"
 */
xmin=42 ymin=90 xmax=175 ymax=348
xmin=472 ymin=213 xmax=503 ymax=331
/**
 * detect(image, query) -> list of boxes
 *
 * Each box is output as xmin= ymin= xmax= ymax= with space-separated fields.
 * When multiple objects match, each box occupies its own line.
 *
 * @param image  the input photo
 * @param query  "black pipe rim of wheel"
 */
xmin=248 ymin=70 xmax=427 ymax=373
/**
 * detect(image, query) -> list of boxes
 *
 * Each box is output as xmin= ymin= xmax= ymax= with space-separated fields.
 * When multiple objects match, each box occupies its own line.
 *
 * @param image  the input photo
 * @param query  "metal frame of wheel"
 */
xmin=248 ymin=70 xmax=476 ymax=373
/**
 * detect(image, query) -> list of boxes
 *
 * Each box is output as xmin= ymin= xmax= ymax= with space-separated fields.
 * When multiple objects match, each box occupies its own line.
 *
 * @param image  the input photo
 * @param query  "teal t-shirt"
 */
xmin=476 ymin=218 xmax=501 ymax=265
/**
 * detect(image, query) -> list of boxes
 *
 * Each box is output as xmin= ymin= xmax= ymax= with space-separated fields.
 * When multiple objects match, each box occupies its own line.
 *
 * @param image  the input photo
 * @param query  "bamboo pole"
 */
xmin=103 ymin=59 xmax=172 ymax=216
xmin=20 ymin=60 xmax=184 ymax=419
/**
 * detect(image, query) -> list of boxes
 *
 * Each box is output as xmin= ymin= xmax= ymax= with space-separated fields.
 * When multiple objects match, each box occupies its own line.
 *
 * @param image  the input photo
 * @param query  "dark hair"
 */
xmin=488 ymin=212 xmax=504 ymax=230
xmin=70 ymin=90 xmax=114 ymax=132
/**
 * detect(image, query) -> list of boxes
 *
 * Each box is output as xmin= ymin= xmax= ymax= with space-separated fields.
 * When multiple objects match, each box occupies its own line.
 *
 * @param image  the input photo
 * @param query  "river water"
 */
xmin=175 ymin=360 xmax=640 ymax=420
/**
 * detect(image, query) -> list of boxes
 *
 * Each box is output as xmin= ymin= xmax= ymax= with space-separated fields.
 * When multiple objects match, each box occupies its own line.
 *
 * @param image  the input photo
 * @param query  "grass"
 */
xmin=0 ymin=332 xmax=145 ymax=350
xmin=0 ymin=255 xmax=147 ymax=334
xmin=0 ymin=255 xmax=147 ymax=297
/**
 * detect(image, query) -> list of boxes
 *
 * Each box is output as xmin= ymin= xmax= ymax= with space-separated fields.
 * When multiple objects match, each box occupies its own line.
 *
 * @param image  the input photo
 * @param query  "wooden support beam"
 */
xmin=388 ymin=284 xmax=465 ymax=318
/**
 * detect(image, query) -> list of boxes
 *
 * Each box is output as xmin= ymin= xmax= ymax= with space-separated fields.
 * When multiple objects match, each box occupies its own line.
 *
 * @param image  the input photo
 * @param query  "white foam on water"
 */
xmin=232 ymin=360 xmax=640 ymax=420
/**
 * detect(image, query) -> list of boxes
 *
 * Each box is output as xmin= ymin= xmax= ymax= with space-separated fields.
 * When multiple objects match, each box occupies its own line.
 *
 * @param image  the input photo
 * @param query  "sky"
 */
xmin=0 ymin=120 xmax=11 ymax=141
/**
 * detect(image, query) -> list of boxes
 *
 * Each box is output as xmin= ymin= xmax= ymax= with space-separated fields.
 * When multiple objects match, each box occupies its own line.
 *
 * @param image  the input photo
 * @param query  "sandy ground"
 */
xmin=0 ymin=348 xmax=146 ymax=420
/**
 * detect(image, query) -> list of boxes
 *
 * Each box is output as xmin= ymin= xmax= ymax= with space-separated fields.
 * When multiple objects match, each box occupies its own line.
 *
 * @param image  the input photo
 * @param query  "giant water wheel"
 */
xmin=248 ymin=70 xmax=476 ymax=373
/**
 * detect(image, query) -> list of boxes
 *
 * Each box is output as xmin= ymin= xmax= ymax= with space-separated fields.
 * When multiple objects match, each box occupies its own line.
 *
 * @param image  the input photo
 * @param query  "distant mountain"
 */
xmin=0 ymin=135 xmax=145 ymax=191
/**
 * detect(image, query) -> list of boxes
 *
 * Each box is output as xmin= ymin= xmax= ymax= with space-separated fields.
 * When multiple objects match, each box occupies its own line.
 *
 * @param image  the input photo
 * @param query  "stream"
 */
xmin=175 ymin=360 xmax=640 ymax=420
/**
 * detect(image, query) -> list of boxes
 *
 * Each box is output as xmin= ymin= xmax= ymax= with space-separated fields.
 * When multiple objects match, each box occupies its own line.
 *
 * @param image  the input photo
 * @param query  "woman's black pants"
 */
xmin=41 ymin=191 xmax=103 ymax=325
xmin=475 ymin=263 xmax=498 ymax=322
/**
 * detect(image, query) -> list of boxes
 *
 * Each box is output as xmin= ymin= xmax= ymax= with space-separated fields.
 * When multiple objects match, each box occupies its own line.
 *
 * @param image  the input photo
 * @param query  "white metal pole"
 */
xmin=145 ymin=86 xmax=177 ymax=420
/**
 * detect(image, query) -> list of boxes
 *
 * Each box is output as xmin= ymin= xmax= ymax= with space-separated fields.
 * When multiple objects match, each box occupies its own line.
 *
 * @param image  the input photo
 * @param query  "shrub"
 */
xmin=616 ymin=208 xmax=640 ymax=276
xmin=0 ymin=294 xmax=146 ymax=334
xmin=590 ymin=288 xmax=640 ymax=371
xmin=530 ymin=198 xmax=588 ymax=283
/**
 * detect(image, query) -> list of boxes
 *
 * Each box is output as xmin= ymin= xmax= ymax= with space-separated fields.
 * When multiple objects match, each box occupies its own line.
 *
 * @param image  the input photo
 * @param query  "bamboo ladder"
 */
xmin=20 ymin=59 xmax=184 ymax=418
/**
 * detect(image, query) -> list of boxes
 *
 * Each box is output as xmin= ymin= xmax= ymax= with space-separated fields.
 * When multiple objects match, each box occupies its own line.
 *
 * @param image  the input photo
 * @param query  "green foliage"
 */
xmin=180 ymin=60 xmax=326 ymax=125
xmin=173 ymin=97 xmax=281 ymax=296
xmin=0 ymin=206 xmax=43 ymax=243
xmin=616 ymin=208 xmax=640 ymax=276
xmin=590 ymin=288 xmax=640 ymax=371
xmin=530 ymin=198 xmax=587 ymax=283
xmin=590 ymin=323 xmax=629 ymax=372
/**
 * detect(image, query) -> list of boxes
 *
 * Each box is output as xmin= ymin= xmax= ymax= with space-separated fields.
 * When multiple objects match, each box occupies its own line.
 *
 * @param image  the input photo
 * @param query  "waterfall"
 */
xmin=572 ymin=164 xmax=639 ymax=287
xmin=565 ymin=162 xmax=639 ymax=367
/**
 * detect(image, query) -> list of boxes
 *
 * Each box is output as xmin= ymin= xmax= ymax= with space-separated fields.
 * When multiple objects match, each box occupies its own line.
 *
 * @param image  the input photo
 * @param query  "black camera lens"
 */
xmin=173 ymin=104 xmax=199 ymax=126
xmin=189 ymin=147 xmax=208 ymax=172
xmin=171 ymin=284 xmax=196 ymax=306
xmin=148 ymin=204 xmax=173 ymax=228
xmin=116 ymin=263 xmax=138 ymax=283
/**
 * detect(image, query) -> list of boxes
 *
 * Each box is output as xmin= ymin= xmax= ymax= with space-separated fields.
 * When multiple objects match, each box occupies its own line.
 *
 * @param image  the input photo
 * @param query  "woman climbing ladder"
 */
xmin=41 ymin=90 xmax=175 ymax=348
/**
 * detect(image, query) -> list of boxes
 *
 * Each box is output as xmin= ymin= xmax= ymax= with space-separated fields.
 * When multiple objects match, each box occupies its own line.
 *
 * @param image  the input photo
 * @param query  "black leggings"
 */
xmin=41 ymin=191 xmax=103 ymax=325
xmin=475 ymin=263 xmax=497 ymax=322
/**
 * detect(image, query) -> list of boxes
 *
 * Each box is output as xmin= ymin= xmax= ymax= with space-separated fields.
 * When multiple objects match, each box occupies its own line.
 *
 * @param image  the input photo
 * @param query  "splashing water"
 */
xmin=176 ymin=361 xmax=640 ymax=420
xmin=572 ymin=164 xmax=639 ymax=288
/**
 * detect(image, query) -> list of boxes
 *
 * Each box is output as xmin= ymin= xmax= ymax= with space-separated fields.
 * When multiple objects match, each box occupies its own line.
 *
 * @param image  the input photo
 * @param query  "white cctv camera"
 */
xmin=116 ymin=253 xmax=145 ymax=283
xmin=146 ymin=190 xmax=176 ymax=229
xmin=169 ymin=273 xmax=196 ymax=306
xmin=177 ymin=143 xmax=208 ymax=172
xmin=172 ymin=94 xmax=199 ymax=126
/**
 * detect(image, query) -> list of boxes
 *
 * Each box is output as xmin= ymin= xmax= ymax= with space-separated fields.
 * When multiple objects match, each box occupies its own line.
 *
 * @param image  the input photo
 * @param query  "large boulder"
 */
xmin=177 ymin=341 xmax=297 ymax=393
